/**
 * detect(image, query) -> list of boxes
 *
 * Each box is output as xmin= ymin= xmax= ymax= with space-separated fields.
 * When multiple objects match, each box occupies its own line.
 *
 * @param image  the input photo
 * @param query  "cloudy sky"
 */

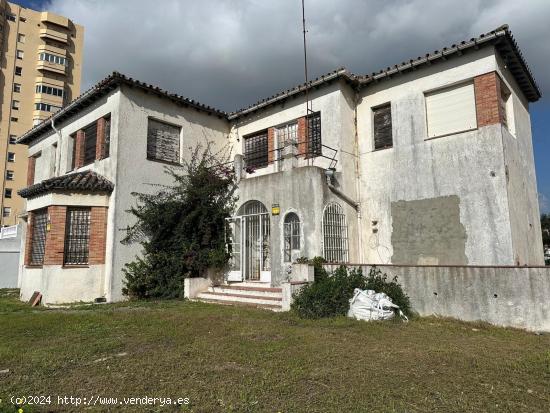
xmin=14 ymin=0 xmax=550 ymax=210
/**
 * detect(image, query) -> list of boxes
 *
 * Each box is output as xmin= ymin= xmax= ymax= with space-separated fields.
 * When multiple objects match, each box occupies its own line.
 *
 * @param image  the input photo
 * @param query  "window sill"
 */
xmin=25 ymin=264 xmax=43 ymax=269
xmin=62 ymin=264 xmax=90 ymax=269
xmin=425 ymin=127 xmax=477 ymax=141
xmin=373 ymin=146 xmax=393 ymax=152
xmin=146 ymin=157 xmax=181 ymax=166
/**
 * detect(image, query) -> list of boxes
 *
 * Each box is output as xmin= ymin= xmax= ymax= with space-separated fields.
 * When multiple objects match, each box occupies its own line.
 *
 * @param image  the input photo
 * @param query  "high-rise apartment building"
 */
xmin=0 ymin=0 xmax=83 ymax=225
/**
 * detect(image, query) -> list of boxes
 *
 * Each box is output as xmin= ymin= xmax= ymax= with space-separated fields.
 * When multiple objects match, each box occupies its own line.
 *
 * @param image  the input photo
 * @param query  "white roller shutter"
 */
xmin=425 ymin=82 xmax=477 ymax=138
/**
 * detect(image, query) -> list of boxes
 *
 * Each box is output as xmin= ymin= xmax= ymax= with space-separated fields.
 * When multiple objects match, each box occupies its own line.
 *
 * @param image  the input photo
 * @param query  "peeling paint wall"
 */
xmin=391 ymin=195 xmax=467 ymax=265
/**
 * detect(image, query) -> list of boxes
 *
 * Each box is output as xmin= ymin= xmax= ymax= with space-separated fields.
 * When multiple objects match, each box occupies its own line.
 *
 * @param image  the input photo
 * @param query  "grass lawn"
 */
xmin=1 ymin=289 xmax=549 ymax=412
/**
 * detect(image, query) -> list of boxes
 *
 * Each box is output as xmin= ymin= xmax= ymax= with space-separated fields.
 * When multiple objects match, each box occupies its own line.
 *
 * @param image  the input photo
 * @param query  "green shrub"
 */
xmin=291 ymin=265 xmax=411 ymax=319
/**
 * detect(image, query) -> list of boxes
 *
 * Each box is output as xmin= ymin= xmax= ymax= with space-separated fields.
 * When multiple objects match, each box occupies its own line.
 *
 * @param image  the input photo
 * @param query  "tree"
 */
xmin=121 ymin=143 xmax=237 ymax=299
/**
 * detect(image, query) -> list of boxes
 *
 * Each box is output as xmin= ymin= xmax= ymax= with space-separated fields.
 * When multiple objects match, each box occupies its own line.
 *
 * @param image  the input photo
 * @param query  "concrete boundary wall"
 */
xmin=322 ymin=263 xmax=550 ymax=332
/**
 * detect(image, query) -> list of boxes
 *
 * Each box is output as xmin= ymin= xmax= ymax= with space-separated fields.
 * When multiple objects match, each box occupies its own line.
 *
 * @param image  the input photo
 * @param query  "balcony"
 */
xmin=39 ymin=28 xmax=68 ymax=44
xmin=37 ymin=61 xmax=66 ymax=75
xmin=38 ymin=44 xmax=66 ymax=57
xmin=40 ymin=12 xmax=69 ymax=28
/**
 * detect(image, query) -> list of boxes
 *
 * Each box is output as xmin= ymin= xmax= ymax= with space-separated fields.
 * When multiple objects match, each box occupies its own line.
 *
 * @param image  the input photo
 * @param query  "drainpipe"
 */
xmin=324 ymin=168 xmax=359 ymax=210
xmin=353 ymin=91 xmax=364 ymax=262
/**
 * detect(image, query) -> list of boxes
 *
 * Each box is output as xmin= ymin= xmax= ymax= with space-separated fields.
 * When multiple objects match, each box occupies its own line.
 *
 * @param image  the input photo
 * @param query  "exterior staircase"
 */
xmin=196 ymin=283 xmax=283 ymax=311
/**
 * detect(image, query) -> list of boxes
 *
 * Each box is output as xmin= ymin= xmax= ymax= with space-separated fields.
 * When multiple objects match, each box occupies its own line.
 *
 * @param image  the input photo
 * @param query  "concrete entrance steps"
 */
xmin=196 ymin=284 xmax=283 ymax=311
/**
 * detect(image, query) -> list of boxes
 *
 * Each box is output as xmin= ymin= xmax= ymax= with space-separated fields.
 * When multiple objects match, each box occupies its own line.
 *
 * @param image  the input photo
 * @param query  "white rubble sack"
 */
xmin=347 ymin=288 xmax=408 ymax=322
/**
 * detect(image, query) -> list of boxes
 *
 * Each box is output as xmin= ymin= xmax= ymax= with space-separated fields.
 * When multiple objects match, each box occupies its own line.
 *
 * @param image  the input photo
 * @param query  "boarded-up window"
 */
xmin=83 ymin=121 xmax=97 ymax=166
xmin=244 ymin=130 xmax=268 ymax=169
xmin=30 ymin=209 xmax=47 ymax=265
xmin=64 ymin=208 xmax=91 ymax=265
xmin=373 ymin=104 xmax=392 ymax=150
xmin=147 ymin=119 xmax=180 ymax=164
xmin=425 ymin=82 xmax=477 ymax=138
xmin=307 ymin=111 xmax=322 ymax=157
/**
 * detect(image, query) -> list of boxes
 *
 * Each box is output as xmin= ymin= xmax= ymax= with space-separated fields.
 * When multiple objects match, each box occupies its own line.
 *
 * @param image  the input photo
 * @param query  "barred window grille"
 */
xmin=244 ymin=131 xmax=268 ymax=169
xmin=64 ymin=208 xmax=91 ymax=265
xmin=283 ymin=212 xmax=300 ymax=262
xmin=30 ymin=209 xmax=48 ymax=265
xmin=322 ymin=202 xmax=349 ymax=263
xmin=147 ymin=119 xmax=181 ymax=164
xmin=307 ymin=111 xmax=322 ymax=157
xmin=104 ymin=116 xmax=111 ymax=158
xmin=83 ymin=121 xmax=98 ymax=166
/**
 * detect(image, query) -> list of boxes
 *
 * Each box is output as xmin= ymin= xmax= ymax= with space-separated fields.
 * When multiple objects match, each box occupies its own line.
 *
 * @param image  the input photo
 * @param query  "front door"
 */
xmin=226 ymin=201 xmax=271 ymax=283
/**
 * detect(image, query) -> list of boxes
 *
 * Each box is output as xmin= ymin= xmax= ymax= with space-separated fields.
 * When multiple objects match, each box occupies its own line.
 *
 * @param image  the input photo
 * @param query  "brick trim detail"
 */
xmin=24 ymin=211 xmax=34 ymax=266
xmin=27 ymin=156 xmax=36 ymax=186
xmin=474 ymin=72 xmax=506 ymax=127
xmin=89 ymin=207 xmax=108 ymax=265
xmin=74 ymin=130 xmax=85 ymax=169
xmin=267 ymin=127 xmax=275 ymax=164
xmin=297 ymin=117 xmax=307 ymax=156
xmin=96 ymin=118 xmax=106 ymax=160
xmin=44 ymin=206 xmax=67 ymax=265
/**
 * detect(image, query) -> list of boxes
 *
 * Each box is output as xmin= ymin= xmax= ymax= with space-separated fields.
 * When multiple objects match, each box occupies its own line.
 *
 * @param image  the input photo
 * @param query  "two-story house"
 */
xmin=16 ymin=25 xmax=542 ymax=305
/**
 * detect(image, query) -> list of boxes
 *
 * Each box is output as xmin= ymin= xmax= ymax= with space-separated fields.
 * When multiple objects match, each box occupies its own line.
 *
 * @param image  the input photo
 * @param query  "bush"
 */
xmin=121 ymin=143 xmax=237 ymax=299
xmin=291 ymin=265 xmax=411 ymax=319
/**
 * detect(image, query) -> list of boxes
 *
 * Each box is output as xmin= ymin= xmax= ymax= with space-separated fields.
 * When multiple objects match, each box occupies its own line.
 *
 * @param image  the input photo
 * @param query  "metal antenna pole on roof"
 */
xmin=302 ymin=0 xmax=311 ymax=163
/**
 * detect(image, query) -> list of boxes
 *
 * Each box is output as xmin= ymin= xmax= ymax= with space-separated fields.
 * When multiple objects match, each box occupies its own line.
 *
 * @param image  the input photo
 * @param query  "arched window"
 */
xmin=323 ymin=202 xmax=348 ymax=262
xmin=283 ymin=212 xmax=300 ymax=262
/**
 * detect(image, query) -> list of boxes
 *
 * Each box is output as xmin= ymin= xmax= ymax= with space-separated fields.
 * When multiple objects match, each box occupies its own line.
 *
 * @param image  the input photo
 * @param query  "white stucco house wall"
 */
xmin=16 ymin=25 xmax=543 ymax=304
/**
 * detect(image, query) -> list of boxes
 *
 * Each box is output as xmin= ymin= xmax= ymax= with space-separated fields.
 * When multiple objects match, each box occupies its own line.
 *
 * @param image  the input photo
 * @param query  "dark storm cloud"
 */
xmin=49 ymin=0 xmax=550 ymax=112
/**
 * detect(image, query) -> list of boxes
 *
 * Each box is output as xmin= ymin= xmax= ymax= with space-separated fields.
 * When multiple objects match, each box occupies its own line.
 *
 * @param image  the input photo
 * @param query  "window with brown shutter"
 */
xmin=373 ymin=104 xmax=393 ymax=150
xmin=147 ymin=119 xmax=181 ymax=164
xmin=83 ymin=121 xmax=98 ymax=166
xmin=244 ymin=130 xmax=268 ymax=169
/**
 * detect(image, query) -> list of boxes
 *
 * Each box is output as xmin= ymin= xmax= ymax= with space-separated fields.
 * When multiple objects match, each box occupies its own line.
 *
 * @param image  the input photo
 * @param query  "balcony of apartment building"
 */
xmin=36 ymin=47 xmax=68 ymax=75
xmin=39 ymin=11 xmax=69 ymax=44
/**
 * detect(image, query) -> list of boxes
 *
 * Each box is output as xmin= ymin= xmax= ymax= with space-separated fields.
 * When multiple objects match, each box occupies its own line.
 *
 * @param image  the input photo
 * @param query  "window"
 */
xmin=6 ymin=170 xmax=14 ymax=181
xmin=15 ymin=66 xmax=22 ymax=76
xmin=9 ymin=135 xmax=17 ymax=144
xmin=29 ymin=209 xmax=47 ymax=265
xmin=322 ymin=202 xmax=349 ymax=263
xmin=3 ymin=207 xmax=11 ymax=218
xmin=35 ymin=102 xmax=61 ymax=112
xmin=425 ymin=82 xmax=477 ymax=139
xmin=35 ymin=84 xmax=64 ymax=97
xmin=12 ymin=100 xmax=19 ymax=110
xmin=69 ymin=134 xmax=76 ymax=171
xmin=276 ymin=122 xmax=298 ymax=149
xmin=11 ymin=117 xmax=18 ymax=122
xmin=17 ymin=33 xmax=24 ymax=43
xmin=147 ymin=119 xmax=181 ymax=164
xmin=4 ymin=188 xmax=12 ymax=198
xmin=19 ymin=17 xmax=26 ymax=22
xmin=500 ymin=80 xmax=515 ymax=136
xmin=283 ymin=212 xmax=301 ymax=262
xmin=373 ymin=104 xmax=393 ymax=150
xmin=64 ymin=208 xmax=91 ymax=265
xmin=16 ymin=49 xmax=23 ymax=59
xmin=244 ymin=130 xmax=268 ymax=170
xmin=104 ymin=116 xmax=111 ymax=158
xmin=13 ymin=83 xmax=21 ymax=93
xmin=38 ymin=52 xmax=67 ymax=66
xmin=307 ymin=111 xmax=322 ymax=157
xmin=83 ymin=121 xmax=98 ymax=166
xmin=7 ymin=152 xmax=15 ymax=162
xmin=6 ymin=13 xmax=16 ymax=22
